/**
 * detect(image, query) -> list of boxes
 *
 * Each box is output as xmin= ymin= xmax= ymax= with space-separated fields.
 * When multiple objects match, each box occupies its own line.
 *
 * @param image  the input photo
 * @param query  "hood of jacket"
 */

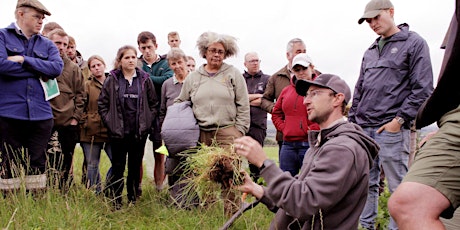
xmin=309 ymin=120 xmax=380 ymax=168
xmin=196 ymin=62 xmax=233 ymax=76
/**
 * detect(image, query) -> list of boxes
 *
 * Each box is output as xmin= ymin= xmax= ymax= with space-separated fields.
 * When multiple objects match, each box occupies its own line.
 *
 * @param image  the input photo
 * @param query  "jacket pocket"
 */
xmin=5 ymin=43 xmax=24 ymax=56
xmin=33 ymin=47 xmax=49 ymax=60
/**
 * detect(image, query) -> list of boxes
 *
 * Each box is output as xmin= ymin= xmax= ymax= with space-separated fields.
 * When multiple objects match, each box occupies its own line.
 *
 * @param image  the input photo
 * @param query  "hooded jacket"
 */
xmin=349 ymin=24 xmax=433 ymax=128
xmin=98 ymin=68 xmax=158 ymax=139
xmin=272 ymin=76 xmax=319 ymax=142
xmin=259 ymin=120 xmax=379 ymax=230
xmin=174 ymin=63 xmax=250 ymax=135
xmin=261 ymin=65 xmax=321 ymax=141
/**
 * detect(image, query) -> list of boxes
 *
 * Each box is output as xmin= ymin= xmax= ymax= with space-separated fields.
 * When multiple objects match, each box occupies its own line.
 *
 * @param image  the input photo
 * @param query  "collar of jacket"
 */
xmin=243 ymin=70 xmax=264 ymax=78
xmin=110 ymin=67 xmax=149 ymax=85
xmin=369 ymin=23 xmax=410 ymax=50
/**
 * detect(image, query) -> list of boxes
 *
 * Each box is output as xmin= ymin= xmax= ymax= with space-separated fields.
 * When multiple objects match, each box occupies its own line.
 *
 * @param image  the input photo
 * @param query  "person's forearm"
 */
xmin=250 ymin=182 xmax=264 ymax=199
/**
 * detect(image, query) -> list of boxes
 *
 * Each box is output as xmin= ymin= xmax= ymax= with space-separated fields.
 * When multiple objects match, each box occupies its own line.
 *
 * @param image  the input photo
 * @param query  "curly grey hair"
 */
xmin=196 ymin=31 xmax=238 ymax=59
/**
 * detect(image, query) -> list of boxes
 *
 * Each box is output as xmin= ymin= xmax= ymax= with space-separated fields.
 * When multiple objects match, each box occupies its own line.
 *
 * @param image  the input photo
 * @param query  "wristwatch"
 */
xmin=395 ymin=116 xmax=405 ymax=125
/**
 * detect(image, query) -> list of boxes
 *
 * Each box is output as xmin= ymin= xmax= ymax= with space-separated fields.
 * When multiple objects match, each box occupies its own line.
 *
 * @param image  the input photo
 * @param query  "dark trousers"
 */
xmin=246 ymin=126 xmax=267 ymax=182
xmin=49 ymin=125 xmax=79 ymax=188
xmin=0 ymin=117 xmax=53 ymax=178
xmin=106 ymin=135 xmax=146 ymax=204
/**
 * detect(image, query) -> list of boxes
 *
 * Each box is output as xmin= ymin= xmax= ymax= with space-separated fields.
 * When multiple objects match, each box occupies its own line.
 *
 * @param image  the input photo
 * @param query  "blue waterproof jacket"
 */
xmin=349 ymin=24 xmax=434 ymax=127
xmin=0 ymin=23 xmax=63 ymax=121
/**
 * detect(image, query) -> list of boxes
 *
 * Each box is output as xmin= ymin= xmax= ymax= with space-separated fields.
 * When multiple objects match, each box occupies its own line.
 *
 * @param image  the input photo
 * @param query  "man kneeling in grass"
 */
xmin=234 ymin=74 xmax=379 ymax=229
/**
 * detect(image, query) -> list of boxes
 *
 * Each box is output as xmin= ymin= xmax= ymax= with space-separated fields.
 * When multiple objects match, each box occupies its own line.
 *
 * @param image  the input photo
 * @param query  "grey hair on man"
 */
xmin=167 ymin=47 xmax=188 ymax=62
xmin=286 ymin=38 xmax=305 ymax=53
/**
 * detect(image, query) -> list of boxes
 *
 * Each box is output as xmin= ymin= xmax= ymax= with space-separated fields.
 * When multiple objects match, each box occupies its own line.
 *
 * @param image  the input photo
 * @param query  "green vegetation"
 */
xmin=0 ymin=146 xmax=391 ymax=229
xmin=0 ymin=146 xmax=277 ymax=229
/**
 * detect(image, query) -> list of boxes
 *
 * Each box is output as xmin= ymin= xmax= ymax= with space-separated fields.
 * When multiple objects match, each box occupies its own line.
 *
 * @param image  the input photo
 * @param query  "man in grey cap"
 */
xmin=0 ymin=0 xmax=63 ymax=190
xmin=349 ymin=0 xmax=434 ymax=229
xmin=234 ymin=74 xmax=379 ymax=229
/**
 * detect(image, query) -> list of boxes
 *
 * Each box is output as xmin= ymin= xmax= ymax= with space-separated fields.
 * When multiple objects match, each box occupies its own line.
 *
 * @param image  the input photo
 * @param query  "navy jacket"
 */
xmin=0 ymin=23 xmax=63 ymax=121
xmin=349 ymin=24 xmax=434 ymax=128
xmin=243 ymin=70 xmax=269 ymax=130
xmin=98 ymin=68 xmax=158 ymax=139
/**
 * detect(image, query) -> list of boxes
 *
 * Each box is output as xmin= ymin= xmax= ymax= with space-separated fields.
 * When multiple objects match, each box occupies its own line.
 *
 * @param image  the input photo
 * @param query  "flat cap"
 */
xmin=16 ymin=0 xmax=51 ymax=16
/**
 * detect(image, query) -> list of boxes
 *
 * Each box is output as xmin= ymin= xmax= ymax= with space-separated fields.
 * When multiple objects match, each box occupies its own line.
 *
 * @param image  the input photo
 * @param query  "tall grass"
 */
xmin=0 ymin=146 xmax=277 ymax=229
xmin=0 ymin=145 xmax=391 ymax=229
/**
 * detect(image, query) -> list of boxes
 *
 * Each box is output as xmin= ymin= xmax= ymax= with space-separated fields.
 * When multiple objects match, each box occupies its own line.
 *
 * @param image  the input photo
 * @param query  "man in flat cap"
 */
xmin=349 ymin=0 xmax=434 ymax=229
xmin=235 ymin=74 xmax=379 ymax=230
xmin=16 ymin=0 xmax=51 ymax=16
xmin=0 ymin=0 xmax=63 ymax=190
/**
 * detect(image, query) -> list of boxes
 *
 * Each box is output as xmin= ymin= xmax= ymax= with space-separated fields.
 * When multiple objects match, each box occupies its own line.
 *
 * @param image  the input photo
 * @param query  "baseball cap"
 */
xmin=16 ymin=0 xmax=51 ymax=16
xmin=296 ymin=74 xmax=351 ymax=104
xmin=292 ymin=53 xmax=313 ymax=68
xmin=358 ymin=0 xmax=393 ymax=24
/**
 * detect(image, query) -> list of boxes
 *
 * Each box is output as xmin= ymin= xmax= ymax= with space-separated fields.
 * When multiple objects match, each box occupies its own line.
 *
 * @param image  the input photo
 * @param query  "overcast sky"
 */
xmin=1 ymin=0 xmax=454 ymax=90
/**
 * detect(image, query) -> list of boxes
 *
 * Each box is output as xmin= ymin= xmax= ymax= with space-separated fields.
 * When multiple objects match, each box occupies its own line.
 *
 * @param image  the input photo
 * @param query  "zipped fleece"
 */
xmin=349 ymin=24 xmax=434 ymax=127
xmin=272 ymin=76 xmax=319 ymax=142
xmin=174 ymin=63 xmax=250 ymax=135
xmin=259 ymin=121 xmax=379 ymax=230
xmin=98 ymin=68 xmax=158 ymax=139
xmin=243 ymin=70 xmax=270 ymax=130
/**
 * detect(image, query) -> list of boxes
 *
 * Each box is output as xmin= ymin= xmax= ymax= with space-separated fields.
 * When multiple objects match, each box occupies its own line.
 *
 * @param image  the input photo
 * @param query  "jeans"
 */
xmin=0 ymin=117 xmax=53 ymax=178
xmin=81 ymin=142 xmax=112 ymax=193
xmin=360 ymin=127 xmax=409 ymax=230
xmin=279 ymin=141 xmax=309 ymax=176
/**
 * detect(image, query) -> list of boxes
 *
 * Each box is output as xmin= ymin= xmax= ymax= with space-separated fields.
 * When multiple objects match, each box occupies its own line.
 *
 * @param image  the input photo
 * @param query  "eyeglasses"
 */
xmin=247 ymin=59 xmax=260 ymax=64
xmin=207 ymin=48 xmax=225 ymax=55
xmin=30 ymin=14 xmax=47 ymax=22
xmin=305 ymin=89 xmax=335 ymax=99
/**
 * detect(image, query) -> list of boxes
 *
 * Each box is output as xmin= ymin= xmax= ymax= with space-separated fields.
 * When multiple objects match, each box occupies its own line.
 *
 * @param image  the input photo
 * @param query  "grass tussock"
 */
xmin=177 ymin=144 xmax=245 ymax=207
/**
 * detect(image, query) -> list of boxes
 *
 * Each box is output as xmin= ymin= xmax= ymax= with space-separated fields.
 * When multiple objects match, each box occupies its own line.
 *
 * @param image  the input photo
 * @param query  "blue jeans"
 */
xmin=359 ymin=127 xmax=409 ymax=230
xmin=279 ymin=141 xmax=309 ymax=176
xmin=81 ymin=142 xmax=112 ymax=193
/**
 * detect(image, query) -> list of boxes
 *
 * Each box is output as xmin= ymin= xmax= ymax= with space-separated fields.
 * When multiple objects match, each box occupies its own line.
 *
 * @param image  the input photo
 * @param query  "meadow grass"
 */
xmin=0 ymin=145 xmax=390 ymax=229
xmin=0 ymin=146 xmax=279 ymax=229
